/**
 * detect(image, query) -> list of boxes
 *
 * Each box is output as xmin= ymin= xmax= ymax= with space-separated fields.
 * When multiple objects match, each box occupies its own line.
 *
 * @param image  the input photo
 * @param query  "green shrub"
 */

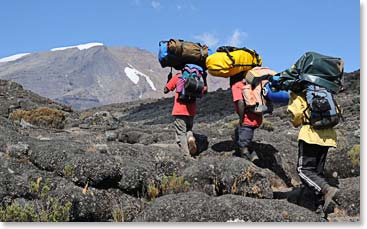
xmin=0 ymin=201 xmax=38 ymax=222
xmin=348 ymin=144 xmax=360 ymax=166
xmin=147 ymin=183 xmax=159 ymax=201
xmin=0 ymin=177 xmax=72 ymax=222
xmin=63 ymin=164 xmax=75 ymax=178
xmin=161 ymin=173 xmax=190 ymax=195
xmin=9 ymin=107 xmax=65 ymax=129
xmin=146 ymin=174 xmax=190 ymax=201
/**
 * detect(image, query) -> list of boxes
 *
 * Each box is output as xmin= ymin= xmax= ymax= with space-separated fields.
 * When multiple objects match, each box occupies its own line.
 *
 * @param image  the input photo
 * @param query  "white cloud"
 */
xmin=194 ymin=33 xmax=219 ymax=47
xmin=151 ymin=0 xmax=161 ymax=9
xmin=227 ymin=29 xmax=248 ymax=47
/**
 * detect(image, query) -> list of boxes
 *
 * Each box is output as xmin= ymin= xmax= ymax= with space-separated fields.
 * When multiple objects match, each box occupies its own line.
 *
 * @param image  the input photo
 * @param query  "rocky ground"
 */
xmin=0 ymin=70 xmax=360 ymax=222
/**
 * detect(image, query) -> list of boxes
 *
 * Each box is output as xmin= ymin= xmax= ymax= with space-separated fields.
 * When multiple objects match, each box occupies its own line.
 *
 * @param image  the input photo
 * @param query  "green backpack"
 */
xmin=277 ymin=52 xmax=344 ymax=93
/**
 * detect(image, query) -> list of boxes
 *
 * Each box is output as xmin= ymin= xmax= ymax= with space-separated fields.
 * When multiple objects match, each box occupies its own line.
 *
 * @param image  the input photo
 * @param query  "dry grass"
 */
xmin=348 ymin=144 xmax=360 ymax=166
xmin=260 ymin=119 xmax=274 ymax=132
xmin=9 ymin=107 xmax=65 ymax=129
xmin=146 ymin=174 xmax=190 ymax=201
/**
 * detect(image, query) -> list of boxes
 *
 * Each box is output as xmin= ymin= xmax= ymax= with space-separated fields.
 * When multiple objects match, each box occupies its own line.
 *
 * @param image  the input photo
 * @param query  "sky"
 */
xmin=0 ymin=0 xmax=360 ymax=72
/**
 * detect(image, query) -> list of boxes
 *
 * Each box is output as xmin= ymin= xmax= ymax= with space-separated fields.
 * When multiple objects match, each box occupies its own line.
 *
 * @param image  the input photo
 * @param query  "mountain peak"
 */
xmin=50 ymin=42 xmax=104 ymax=52
xmin=0 ymin=53 xmax=30 ymax=63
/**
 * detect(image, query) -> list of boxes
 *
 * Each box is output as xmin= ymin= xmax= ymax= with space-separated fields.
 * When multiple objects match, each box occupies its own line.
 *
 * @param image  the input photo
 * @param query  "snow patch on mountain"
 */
xmin=51 ymin=42 xmax=104 ymax=52
xmin=124 ymin=64 xmax=157 ymax=91
xmin=0 ymin=53 xmax=30 ymax=63
xmin=124 ymin=67 xmax=140 ymax=84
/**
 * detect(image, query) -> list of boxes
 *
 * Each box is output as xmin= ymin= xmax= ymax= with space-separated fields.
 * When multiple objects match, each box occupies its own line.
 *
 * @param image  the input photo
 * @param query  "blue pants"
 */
xmin=235 ymin=125 xmax=255 ymax=149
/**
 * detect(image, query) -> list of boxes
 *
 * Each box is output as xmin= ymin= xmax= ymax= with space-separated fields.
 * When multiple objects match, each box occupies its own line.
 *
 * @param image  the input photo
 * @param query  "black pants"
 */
xmin=297 ymin=140 xmax=330 ymax=195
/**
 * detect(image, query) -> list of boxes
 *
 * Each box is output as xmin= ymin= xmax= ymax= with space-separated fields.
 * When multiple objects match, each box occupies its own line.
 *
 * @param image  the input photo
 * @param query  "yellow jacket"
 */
xmin=287 ymin=92 xmax=337 ymax=147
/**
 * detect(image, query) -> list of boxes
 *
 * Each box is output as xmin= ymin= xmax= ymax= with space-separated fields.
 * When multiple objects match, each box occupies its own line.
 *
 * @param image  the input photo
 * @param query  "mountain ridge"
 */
xmin=0 ymin=43 xmax=228 ymax=110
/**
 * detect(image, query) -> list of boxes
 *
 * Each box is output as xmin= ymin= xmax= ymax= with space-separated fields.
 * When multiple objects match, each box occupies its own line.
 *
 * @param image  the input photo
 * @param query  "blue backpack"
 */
xmin=304 ymin=85 xmax=342 ymax=129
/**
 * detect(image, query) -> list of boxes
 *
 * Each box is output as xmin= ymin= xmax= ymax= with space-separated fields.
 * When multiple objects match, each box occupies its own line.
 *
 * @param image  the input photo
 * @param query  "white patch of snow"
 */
xmin=124 ymin=65 xmax=157 ymax=91
xmin=0 ymin=53 xmax=30 ymax=63
xmin=143 ymin=74 xmax=157 ymax=91
xmin=124 ymin=67 xmax=140 ymax=84
xmin=51 ymin=42 xmax=104 ymax=52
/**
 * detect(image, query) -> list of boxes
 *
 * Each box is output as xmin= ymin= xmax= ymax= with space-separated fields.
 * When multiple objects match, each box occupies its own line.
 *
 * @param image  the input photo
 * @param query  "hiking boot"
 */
xmin=315 ymin=204 xmax=327 ymax=219
xmin=238 ymin=147 xmax=249 ymax=159
xmin=187 ymin=136 xmax=197 ymax=156
xmin=248 ymin=151 xmax=259 ymax=162
xmin=240 ymin=148 xmax=259 ymax=162
xmin=322 ymin=185 xmax=339 ymax=212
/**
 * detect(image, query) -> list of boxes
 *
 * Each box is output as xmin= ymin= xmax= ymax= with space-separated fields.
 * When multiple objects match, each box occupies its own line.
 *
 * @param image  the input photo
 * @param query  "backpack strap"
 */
xmin=166 ymin=67 xmax=173 ymax=83
xmin=302 ymin=84 xmax=317 ymax=125
xmin=217 ymin=46 xmax=261 ymax=67
xmin=302 ymin=102 xmax=312 ymax=125
xmin=302 ymin=74 xmax=340 ymax=93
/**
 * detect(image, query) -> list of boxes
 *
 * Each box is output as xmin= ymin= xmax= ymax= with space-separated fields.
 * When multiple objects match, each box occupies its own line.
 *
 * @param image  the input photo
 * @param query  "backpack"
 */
xmin=277 ymin=52 xmax=344 ymax=93
xmin=158 ymin=39 xmax=211 ymax=70
xmin=241 ymin=67 xmax=275 ymax=114
xmin=244 ymin=67 xmax=290 ymax=105
xmin=303 ymin=85 xmax=342 ymax=129
xmin=206 ymin=46 xmax=262 ymax=77
xmin=176 ymin=64 xmax=205 ymax=103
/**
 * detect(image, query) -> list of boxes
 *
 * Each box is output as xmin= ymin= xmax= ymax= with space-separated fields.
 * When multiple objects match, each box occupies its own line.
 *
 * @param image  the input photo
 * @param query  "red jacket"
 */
xmin=166 ymin=73 xmax=197 ymax=116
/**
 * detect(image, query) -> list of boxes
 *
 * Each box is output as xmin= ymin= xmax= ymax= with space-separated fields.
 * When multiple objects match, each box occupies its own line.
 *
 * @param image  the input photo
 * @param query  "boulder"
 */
xmin=108 ymin=142 xmax=193 ymax=197
xmin=182 ymin=157 xmax=287 ymax=198
xmin=326 ymin=148 xmax=360 ymax=178
xmin=28 ymin=140 xmax=121 ymax=188
xmin=134 ymin=192 xmax=323 ymax=222
xmin=0 ymin=153 xmax=142 ymax=222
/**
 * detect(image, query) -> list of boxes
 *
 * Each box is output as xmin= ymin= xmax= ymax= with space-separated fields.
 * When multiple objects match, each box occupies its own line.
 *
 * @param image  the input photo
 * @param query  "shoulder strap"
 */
xmin=302 ymin=102 xmax=312 ymax=125
xmin=302 ymin=74 xmax=340 ymax=93
xmin=216 ymin=46 xmax=261 ymax=67
xmin=166 ymin=67 xmax=173 ymax=83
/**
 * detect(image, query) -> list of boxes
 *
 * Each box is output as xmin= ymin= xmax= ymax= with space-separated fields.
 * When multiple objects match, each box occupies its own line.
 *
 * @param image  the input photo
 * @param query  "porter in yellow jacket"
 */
xmin=287 ymin=92 xmax=339 ymax=212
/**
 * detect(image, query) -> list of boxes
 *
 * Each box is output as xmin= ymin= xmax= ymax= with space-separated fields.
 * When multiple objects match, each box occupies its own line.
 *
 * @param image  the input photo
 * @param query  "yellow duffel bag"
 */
xmin=206 ymin=46 xmax=262 ymax=77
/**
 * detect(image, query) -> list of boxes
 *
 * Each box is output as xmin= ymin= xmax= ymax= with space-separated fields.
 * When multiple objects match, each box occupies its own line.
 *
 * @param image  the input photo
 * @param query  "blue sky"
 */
xmin=0 ymin=0 xmax=360 ymax=72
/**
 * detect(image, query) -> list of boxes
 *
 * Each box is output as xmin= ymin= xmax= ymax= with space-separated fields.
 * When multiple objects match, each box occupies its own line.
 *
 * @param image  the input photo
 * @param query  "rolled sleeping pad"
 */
xmin=264 ymin=82 xmax=289 ymax=105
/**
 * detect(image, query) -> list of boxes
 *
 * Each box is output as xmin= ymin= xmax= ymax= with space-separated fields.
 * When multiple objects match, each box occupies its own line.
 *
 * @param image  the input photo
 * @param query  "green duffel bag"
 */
xmin=278 ymin=52 xmax=344 ymax=93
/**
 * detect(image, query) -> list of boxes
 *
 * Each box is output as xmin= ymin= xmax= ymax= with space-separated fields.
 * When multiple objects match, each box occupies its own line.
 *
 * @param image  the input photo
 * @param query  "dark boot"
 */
xmin=322 ymin=185 xmax=339 ymax=212
xmin=248 ymin=150 xmax=259 ymax=162
xmin=239 ymin=147 xmax=259 ymax=162
xmin=239 ymin=147 xmax=250 ymax=160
